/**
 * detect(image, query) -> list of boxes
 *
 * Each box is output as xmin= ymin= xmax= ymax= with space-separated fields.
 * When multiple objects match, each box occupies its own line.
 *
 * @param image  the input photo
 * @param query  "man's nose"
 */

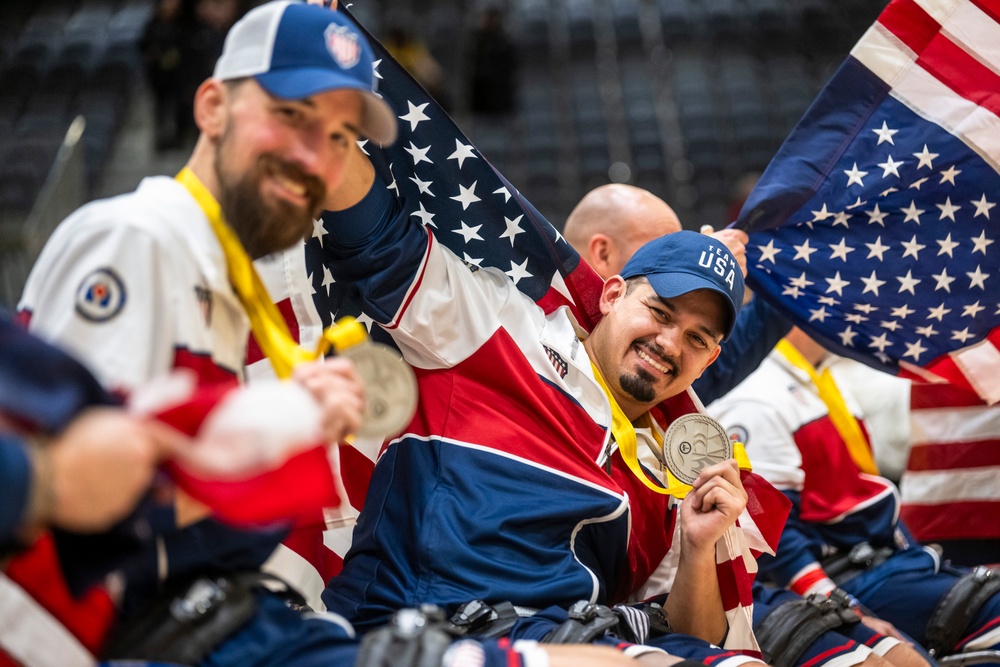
xmin=653 ymin=326 xmax=681 ymax=357
xmin=285 ymin=129 xmax=328 ymax=178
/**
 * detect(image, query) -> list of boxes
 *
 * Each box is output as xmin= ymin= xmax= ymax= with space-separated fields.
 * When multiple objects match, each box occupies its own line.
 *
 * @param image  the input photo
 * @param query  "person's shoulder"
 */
xmin=64 ymin=177 xmax=195 ymax=240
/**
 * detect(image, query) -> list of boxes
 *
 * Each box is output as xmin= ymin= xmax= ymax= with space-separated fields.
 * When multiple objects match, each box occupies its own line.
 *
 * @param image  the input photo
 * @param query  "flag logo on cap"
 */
xmin=325 ymin=23 xmax=361 ymax=69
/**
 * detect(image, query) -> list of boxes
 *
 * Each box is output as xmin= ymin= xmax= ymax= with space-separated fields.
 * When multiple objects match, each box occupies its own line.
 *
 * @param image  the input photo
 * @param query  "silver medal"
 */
xmin=341 ymin=342 xmax=418 ymax=439
xmin=661 ymin=414 xmax=733 ymax=485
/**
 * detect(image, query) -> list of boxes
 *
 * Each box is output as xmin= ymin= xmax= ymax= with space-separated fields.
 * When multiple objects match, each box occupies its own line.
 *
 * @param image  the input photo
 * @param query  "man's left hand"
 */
xmin=679 ymin=459 xmax=748 ymax=553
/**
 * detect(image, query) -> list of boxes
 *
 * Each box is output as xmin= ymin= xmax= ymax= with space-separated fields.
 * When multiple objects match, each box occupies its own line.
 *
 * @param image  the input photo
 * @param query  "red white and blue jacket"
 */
xmin=319 ymin=181 xmax=684 ymax=631
xmin=708 ymin=351 xmax=907 ymax=597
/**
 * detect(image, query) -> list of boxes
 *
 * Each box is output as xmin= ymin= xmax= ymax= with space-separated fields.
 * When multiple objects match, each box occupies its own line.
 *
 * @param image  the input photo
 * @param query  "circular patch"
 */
xmin=728 ymin=424 xmax=749 ymax=447
xmin=75 ymin=268 xmax=126 ymax=322
xmin=661 ymin=413 xmax=733 ymax=485
xmin=341 ymin=341 xmax=418 ymax=439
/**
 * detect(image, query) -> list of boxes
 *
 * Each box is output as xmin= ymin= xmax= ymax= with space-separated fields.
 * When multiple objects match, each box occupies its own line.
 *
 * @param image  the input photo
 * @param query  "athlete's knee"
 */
xmin=859 ymin=653 xmax=895 ymax=667
xmin=882 ymin=643 xmax=934 ymax=667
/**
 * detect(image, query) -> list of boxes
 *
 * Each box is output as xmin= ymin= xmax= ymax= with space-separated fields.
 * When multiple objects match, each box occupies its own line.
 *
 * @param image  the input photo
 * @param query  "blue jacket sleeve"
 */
xmin=756 ymin=490 xmax=828 ymax=590
xmin=0 ymin=435 xmax=32 ymax=553
xmin=692 ymin=295 xmax=792 ymax=405
xmin=314 ymin=180 xmax=430 ymax=324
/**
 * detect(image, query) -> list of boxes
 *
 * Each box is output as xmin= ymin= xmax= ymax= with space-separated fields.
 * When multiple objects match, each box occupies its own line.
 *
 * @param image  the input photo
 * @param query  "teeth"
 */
xmin=637 ymin=348 xmax=670 ymax=374
xmin=274 ymin=173 xmax=306 ymax=196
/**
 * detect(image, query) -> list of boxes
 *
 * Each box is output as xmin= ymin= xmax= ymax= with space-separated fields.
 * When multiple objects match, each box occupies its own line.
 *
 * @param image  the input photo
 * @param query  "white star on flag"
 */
xmin=451 ymin=181 xmax=481 ymax=210
xmin=865 ymin=236 xmax=890 ymax=260
xmin=939 ymin=165 xmax=961 ymax=185
xmin=913 ymin=144 xmax=939 ymax=169
xmin=404 ymin=142 xmax=433 ymax=165
xmin=500 ymin=215 xmax=525 ymax=246
xmin=793 ymin=239 xmax=818 ymax=262
xmin=971 ymin=194 xmax=996 ymax=218
xmin=452 ymin=221 xmax=484 ymax=243
xmin=873 ymin=121 xmax=898 ymax=145
xmin=409 ymin=174 xmax=434 ymax=196
xmin=399 ymin=100 xmax=431 ymax=131
xmin=844 ymin=163 xmax=868 ymax=186
xmin=877 ymin=155 xmax=904 ymax=177
xmin=936 ymin=233 xmax=959 ymax=257
xmin=825 ymin=271 xmax=850 ymax=296
xmin=936 ymin=197 xmax=960 ymax=221
xmin=312 ymin=217 xmax=327 ymax=247
xmin=448 ymin=140 xmax=478 ymax=169
xmin=866 ymin=204 xmax=888 ymax=226
xmin=411 ymin=201 xmax=436 ymax=227
xmin=900 ymin=201 xmax=925 ymax=223
xmin=506 ymin=258 xmax=532 ymax=285
xmin=757 ymin=240 xmax=781 ymax=263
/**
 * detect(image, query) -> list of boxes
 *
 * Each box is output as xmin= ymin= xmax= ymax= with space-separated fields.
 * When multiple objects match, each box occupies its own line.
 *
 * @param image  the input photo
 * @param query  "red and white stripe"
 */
xmin=900 ymin=382 xmax=1000 ymax=542
xmin=850 ymin=0 xmax=1000 ymax=404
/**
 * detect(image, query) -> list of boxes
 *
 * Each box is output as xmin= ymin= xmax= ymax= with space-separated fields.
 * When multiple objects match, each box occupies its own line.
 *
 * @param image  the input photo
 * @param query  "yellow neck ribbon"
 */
xmin=175 ymin=168 xmax=364 ymax=379
xmin=775 ymin=339 xmax=879 ymax=475
xmin=590 ymin=361 xmax=751 ymax=499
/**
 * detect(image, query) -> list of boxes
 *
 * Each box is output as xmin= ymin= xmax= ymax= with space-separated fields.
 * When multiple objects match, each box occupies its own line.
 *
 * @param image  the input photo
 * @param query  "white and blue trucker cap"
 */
xmin=213 ymin=0 xmax=397 ymax=145
xmin=620 ymin=230 xmax=745 ymax=340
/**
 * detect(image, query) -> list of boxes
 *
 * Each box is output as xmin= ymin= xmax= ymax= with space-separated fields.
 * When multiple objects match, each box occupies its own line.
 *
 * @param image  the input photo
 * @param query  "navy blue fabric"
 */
xmin=202 ymin=592 xmax=359 ymax=667
xmin=325 ymin=439 xmax=629 ymax=633
xmin=841 ymin=548 xmax=1000 ymax=650
xmin=0 ymin=435 xmax=32 ymax=552
xmin=0 ymin=314 xmax=117 ymax=430
xmin=692 ymin=295 xmax=792 ymax=406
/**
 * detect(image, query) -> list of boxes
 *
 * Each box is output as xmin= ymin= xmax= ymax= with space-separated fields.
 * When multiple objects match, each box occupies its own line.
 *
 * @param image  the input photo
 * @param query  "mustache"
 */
xmin=637 ymin=340 xmax=678 ymax=375
xmin=260 ymin=155 xmax=326 ymax=210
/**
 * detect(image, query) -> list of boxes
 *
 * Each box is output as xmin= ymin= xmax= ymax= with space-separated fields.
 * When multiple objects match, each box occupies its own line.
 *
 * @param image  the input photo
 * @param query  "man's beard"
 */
xmin=618 ymin=368 xmax=657 ymax=403
xmin=214 ymin=139 xmax=325 ymax=259
xmin=617 ymin=342 xmax=678 ymax=404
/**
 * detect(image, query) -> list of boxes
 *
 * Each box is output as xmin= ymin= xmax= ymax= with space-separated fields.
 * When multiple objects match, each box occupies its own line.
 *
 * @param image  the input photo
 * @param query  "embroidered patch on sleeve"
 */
xmin=728 ymin=424 xmax=749 ymax=447
xmin=75 ymin=268 xmax=126 ymax=322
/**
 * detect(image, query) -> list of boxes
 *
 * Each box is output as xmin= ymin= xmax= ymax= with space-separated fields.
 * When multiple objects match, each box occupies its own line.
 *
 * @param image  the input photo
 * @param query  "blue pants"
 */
xmin=841 ymin=547 xmax=1000 ymax=652
xmin=753 ymin=585 xmax=922 ymax=666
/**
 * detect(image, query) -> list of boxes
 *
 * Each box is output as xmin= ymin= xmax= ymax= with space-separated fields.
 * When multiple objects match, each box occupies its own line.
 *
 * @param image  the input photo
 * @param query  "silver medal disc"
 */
xmin=661 ymin=414 xmax=733 ymax=485
xmin=341 ymin=342 xmax=418 ymax=440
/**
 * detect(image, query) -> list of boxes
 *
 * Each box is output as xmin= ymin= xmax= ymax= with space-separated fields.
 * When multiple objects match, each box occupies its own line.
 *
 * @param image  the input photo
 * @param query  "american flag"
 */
xmin=251 ymin=5 xmax=787 ymax=653
xmin=732 ymin=0 xmax=1000 ymax=558
xmin=735 ymin=0 xmax=1000 ymax=406
xmin=901 ymin=382 xmax=1000 ymax=548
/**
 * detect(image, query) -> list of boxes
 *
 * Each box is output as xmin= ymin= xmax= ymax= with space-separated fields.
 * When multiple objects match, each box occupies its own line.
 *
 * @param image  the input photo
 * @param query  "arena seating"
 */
xmin=0 ymin=0 xmax=887 ymax=232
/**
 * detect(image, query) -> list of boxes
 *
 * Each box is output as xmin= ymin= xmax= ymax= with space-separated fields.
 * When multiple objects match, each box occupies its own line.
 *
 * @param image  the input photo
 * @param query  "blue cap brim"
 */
xmin=644 ymin=271 xmax=739 ymax=341
xmin=255 ymin=68 xmax=398 ymax=144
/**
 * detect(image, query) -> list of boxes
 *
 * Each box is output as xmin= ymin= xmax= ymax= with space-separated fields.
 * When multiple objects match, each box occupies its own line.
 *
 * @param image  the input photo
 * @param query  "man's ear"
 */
xmin=193 ymin=79 xmax=228 ymax=140
xmin=598 ymin=275 xmax=627 ymax=315
xmin=587 ymin=233 xmax=613 ymax=278
xmin=696 ymin=344 xmax=723 ymax=377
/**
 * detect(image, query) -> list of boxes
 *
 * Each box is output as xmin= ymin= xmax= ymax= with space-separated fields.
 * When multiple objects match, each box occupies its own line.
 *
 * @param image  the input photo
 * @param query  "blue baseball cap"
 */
xmin=213 ymin=0 xmax=397 ymax=145
xmin=619 ymin=230 xmax=745 ymax=340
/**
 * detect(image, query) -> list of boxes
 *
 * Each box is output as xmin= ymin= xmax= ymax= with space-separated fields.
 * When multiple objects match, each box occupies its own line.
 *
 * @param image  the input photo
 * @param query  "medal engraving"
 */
xmin=661 ymin=414 xmax=733 ymax=485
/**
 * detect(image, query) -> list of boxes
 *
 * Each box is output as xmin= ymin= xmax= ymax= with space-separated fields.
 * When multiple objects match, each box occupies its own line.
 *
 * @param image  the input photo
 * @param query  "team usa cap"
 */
xmin=620 ymin=230 xmax=745 ymax=340
xmin=213 ymin=0 xmax=398 ymax=145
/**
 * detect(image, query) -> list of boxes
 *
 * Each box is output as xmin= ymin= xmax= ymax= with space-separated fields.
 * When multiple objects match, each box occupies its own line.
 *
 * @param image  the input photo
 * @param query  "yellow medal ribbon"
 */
xmin=775 ymin=339 xmax=879 ymax=475
xmin=590 ymin=361 xmax=751 ymax=498
xmin=175 ymin=168 xmax=366 ymax=379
